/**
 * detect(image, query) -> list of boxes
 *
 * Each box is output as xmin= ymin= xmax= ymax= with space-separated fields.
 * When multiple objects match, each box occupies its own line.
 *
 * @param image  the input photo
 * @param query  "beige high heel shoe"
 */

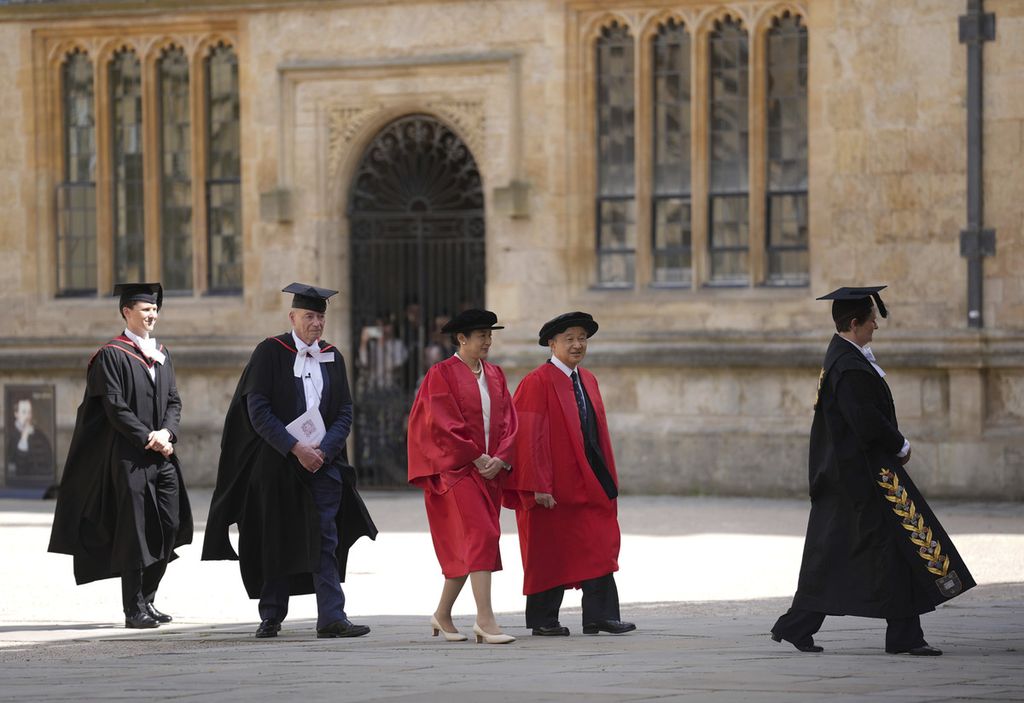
xmin=473 ymin=623 xmax=516 ymax=644
xmin=431 ymin=615 xmax=468 ymax=642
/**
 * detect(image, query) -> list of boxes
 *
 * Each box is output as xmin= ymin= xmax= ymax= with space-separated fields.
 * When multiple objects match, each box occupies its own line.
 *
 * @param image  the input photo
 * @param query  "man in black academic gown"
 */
xmin=49 ymin=283 xmax=193 ymax=629
xmin=203 ymin=283 xmax=377 ymax=639
xmin=771 ymin=286 xmax=974 ymax=655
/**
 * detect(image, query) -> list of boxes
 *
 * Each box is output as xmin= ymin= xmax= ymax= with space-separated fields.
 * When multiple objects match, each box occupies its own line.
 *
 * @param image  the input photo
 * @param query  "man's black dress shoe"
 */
xmin=255 ymin=619 xmax=282 ymax=638
xmin=532 ymin=623 xmax=570 ymax=636
xmin=582 ymin=620 xmax=636 ymax=635
xmin=317 ymin=618 xmax=371 ymax=638
xmin=124 ymin=611 xmax=159 ymax=629
xmin=146 ymin=603 xmax=172 ymax=624
xmin=887 ymin=645 xmax=942 ymax=656
xmin=771 ymin=633 xmax=823 ymax=653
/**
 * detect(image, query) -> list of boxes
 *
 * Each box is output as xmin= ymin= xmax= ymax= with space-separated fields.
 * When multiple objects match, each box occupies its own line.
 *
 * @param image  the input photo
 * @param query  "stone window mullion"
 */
xmin=690 ymin=25 xmax=710 ymax=289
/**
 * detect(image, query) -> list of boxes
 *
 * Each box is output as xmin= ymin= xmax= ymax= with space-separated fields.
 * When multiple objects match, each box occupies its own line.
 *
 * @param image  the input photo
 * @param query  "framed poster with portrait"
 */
xmin=4 ymin=384 xmax=57 ymax=494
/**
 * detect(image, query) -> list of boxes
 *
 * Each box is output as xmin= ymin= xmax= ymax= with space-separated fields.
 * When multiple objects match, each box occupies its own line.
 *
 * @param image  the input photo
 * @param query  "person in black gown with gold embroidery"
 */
xmin=771 ymin=286 xmax=974 ymax=656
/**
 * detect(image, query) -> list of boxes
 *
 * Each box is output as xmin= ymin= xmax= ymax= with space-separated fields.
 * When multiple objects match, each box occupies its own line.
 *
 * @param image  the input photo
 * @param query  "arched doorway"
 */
xmin=348 ymin=114 xmax=485 ymax=486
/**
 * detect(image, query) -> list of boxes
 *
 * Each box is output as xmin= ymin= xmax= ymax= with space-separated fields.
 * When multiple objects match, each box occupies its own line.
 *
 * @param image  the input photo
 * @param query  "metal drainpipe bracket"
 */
xmin=959 ymin=228 xmax=996 ymax=258
xmin=958 ymin=11 xmax=996 ymax=44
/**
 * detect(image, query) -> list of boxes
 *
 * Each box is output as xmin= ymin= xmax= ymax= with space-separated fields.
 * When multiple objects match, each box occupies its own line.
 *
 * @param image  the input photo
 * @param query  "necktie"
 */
xmin=570 ymin=370 xmax=587 ymax=425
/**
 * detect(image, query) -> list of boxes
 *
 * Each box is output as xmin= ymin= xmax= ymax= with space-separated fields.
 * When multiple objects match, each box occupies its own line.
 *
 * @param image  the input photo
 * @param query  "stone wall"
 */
xmin=0 ymin=0 xmax=1021 ymax=498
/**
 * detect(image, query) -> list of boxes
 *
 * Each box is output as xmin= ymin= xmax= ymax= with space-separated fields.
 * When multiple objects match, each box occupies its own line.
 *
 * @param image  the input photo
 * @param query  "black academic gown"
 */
xmin=791 ymin=335 xmax=975 ymax=618
xmin=48 ymin=336 xmax=193 ymax=585
xmin=202 ymin=333 xmax=378 ymax=599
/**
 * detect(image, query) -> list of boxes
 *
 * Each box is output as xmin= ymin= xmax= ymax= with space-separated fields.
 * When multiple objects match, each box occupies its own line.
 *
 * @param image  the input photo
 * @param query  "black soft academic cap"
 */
xmin=538 ymin=311 xmax=599 ymax=346
xmin=282 ymin=282 xmax=338 ymax=313
xmin=441 ymin=309 xmax=504 ymax=334
xmin=816 ymin=285 xmax=888 ymax=322
xmin=113 ymin=282 xmax=163 ymax=311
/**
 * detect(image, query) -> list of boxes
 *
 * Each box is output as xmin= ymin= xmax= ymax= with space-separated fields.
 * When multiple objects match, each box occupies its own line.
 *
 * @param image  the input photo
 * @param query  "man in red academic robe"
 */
xmin=504 ymin=311 xmax=635 ymax=637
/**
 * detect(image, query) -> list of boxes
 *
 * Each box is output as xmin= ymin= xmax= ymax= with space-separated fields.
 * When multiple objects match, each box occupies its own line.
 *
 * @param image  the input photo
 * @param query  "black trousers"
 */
xmin=121 ymin=461 xmax=179 ymax=615
xmin=122 ymin=561 xmax=168 ymax=614
xmin=771 ymin=608 xmax=927 ymax=652
xmin=525 ymin=573 xmax=620 ymax=628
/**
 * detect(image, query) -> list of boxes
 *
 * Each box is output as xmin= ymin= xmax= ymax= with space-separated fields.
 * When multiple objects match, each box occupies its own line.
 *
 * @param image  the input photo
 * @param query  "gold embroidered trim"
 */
xmin=813 ymin=368 xmax=825 ymax=409
xmin=876 ymin=468 xmax=950 ymax=577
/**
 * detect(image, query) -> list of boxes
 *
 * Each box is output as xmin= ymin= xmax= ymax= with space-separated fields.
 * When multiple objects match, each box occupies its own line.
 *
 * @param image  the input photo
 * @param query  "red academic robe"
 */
xmin=503 ymin=362 xmax=620 ymax=595
xmin=407 ymin=355 xmax=518 ymax=578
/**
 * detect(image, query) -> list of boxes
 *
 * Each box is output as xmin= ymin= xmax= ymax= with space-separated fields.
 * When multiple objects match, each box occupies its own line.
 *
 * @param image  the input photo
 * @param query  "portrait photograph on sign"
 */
xmin=4 ymin=384 xmax=56 ymax=491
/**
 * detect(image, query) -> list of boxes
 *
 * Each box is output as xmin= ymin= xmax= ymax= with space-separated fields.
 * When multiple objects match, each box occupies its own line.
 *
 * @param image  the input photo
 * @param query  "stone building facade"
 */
xmin=0 ymin=0 xmax=1021 ymax=498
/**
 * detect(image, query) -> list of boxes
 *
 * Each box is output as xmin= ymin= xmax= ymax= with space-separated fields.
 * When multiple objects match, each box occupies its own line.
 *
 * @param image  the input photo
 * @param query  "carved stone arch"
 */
xmin=152 ymin=37 xmax=187 ymax=59
xmin=47 ymin=39 xmax=91 ymax=68
xmin=693 ymin=5 xmax=751 ymax=40
xmin=96 ymin=38 xmax=143 ymax=69
xmin=146 ymin=37 xmax=187 ymax=74
xmin=638 ymin=9 xmax=691 ymax=45
xmin=753 ymin=3 xmax=808 ymax=37
xmin=194 ymin=34 xmax=237 ymax=65
xmin=581 ymin=11 xmax=636 ymax=44
xmin=327 ymin=102 xmax=486 ymax=219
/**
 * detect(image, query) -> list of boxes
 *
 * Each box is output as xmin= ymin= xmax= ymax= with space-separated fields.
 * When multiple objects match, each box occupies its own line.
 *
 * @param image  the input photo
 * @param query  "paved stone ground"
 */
xmin=0 ymin=492 xmax=1022 ymax=702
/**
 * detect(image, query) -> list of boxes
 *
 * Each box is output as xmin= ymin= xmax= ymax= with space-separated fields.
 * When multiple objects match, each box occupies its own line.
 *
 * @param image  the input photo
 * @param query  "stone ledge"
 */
xmin=4 ymin=331 xmax=1024 ymax=372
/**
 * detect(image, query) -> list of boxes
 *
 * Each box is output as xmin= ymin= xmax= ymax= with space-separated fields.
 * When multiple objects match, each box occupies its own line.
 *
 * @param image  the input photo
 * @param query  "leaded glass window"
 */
xmin=158 ymin=47 xmax=192 ymax=293
xmin=206 ymin=44 xmax=241 ymax=293
xmin=595 ymin=23 xmax=636 ymax=287
xmin=652 ymin=19 xmax=691 ymax=286
xmin=708 ymin=18 xmax=749 ymax=286
xmin=110 ymin=49 xmax=145 ymax=284
xmin=765 ymin=14 xmax=809 ymax=286
xmin=57 ymin=51 xmax=97 ymax=295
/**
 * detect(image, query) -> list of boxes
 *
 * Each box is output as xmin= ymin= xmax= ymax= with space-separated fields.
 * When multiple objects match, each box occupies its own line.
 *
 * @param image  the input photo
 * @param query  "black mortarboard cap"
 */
xmin=113 ymin=282 xmax=163 ymax=311
xmin=282 ymin=282 xmax=338 ymax=313
xmin=441 ymin=309 xmax=504 ymax=334
xmin=817 ymin=285 xmax=888 ymax=322
xmin=538 ymin=311 xmax=599 ymax=346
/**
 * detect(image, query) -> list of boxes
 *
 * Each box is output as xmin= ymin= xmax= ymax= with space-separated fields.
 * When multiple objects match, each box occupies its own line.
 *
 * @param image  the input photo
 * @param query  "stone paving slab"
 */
xmin=0 ymin=584 xmax=1021 ymax=702
xmin=1 ymin=493 xmax=1021 ymax=701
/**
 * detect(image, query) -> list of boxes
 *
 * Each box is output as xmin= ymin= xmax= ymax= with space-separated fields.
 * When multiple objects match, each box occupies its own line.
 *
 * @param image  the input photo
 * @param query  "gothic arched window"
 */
xmin=158 ymin=46 xmax=192 ymax=292
xmin=205 ymin=44 xmax=241 ymax=293
xmin=595 ymin=22 xmax=636 ymax=287
xmin=708 ymin=17 xmax=749 ymax=285
xmin=57 ymin=50 xmax=97 ymax=295
xmin=110 ymin=48 xmax=145 ymax=284
xmin=765 ymin=13 xmax=809 ymax=286
xmin=652 ymin=18 xmax=691 ymax=286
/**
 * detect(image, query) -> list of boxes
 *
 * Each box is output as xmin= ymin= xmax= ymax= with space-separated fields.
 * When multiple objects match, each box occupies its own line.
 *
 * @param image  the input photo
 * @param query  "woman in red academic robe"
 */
xmin=407 ymin=309 xmax=518 ymax=644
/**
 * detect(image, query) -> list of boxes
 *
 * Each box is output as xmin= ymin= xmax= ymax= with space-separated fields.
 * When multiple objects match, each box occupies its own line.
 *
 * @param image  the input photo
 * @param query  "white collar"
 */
xmin=549 ymin=355 xmax=578 ymax=378
xmin=292 ymin=331 xmax=319 ymax=352
xmin=839 ymin=335 xmax=884 ymax=376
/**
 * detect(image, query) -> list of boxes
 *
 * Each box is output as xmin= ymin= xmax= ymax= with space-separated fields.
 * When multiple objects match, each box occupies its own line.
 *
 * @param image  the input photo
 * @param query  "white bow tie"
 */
xmin=128 ymin=333 xmax=165 ymax=364
xmin=293 ymin=342 xmax=332 ymax=377
xmin=862 ymin=346 xmax=877 ymax=363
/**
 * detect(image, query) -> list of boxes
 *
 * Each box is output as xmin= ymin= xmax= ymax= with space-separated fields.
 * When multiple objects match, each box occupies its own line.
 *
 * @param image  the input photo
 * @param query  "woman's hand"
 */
xmin=479 ymin=456 xmax=508 ymax=480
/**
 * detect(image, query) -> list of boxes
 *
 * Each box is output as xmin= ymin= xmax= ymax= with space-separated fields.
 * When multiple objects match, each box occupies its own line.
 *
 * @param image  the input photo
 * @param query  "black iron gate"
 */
xmin=348 ymin=115 xmax=485 ymax=486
